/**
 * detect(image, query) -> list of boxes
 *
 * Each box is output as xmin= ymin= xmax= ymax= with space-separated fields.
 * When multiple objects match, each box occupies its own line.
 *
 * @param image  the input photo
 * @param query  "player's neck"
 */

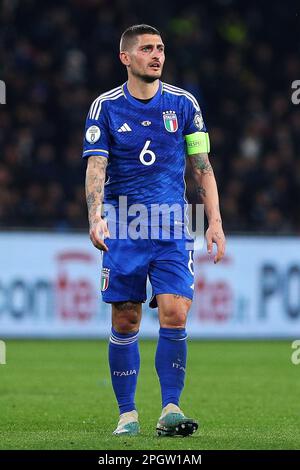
xmin=126 ymin=77 xmax=160 ymax=100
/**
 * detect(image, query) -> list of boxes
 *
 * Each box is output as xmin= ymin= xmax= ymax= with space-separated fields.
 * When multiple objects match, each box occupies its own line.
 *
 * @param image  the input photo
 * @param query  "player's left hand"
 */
xmin=206 ymin=223 xmax=226 ymax=264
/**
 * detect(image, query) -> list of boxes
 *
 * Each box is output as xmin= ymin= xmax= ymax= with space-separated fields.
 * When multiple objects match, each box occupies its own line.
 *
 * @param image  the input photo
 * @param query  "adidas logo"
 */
xmin=117 ymin=123 xmax=132 ymax=132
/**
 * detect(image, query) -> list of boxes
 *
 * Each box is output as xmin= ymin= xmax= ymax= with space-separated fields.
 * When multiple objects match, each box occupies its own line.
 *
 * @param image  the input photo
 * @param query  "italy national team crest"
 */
xmin=163 ymin=111 xmax=178 ymax=133
xmin=101 ymin=267 xmax=110 ymax=291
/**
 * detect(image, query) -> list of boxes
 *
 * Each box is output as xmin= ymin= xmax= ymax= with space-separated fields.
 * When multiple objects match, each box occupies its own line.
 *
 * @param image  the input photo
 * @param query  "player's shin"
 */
xmin=108 ymin=328 xmax=140 ymax=414
xmin=155 ymin=327 xmax=187 ymax=408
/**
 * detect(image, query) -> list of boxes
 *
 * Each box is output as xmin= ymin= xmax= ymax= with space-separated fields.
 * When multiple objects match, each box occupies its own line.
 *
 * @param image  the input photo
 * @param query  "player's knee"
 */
xmin=115 ymin=315 xmax=139 ymax=332
xmin=112 ymin=302 xmax=141 ymax=333
xmin=160 ymin=309 xmax=187 ymax=328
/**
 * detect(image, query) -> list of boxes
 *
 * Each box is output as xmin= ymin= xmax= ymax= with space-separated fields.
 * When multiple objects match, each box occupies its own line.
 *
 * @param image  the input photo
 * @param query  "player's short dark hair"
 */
xmin=120 ymin=24 xmax=161 ymax=51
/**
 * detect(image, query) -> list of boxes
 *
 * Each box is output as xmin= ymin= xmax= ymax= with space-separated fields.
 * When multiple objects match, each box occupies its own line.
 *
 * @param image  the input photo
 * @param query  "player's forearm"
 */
xmin=189 ymin=153 xmax=222 ymax=225
xmin=199 ymin=174 xmax=222 ymax=225
xmin=85 ymin=155 xmax=108 ymax=226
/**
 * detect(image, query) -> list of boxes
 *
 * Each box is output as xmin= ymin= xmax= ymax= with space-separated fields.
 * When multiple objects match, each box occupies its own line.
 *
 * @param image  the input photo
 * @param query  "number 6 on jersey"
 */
xmin=139 ymin=140 xmax=156 ymax=166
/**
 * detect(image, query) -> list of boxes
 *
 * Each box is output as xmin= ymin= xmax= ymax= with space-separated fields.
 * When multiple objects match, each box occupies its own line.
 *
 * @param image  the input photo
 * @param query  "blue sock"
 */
xmin=155 ymin=327 xmax=187 ymax=409
xmin=108 ymin=328 xmax=140 ymax=414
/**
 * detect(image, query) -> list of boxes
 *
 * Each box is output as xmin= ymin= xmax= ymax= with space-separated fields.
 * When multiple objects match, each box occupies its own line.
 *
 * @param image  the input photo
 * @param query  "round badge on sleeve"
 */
xmin=86 ymin=125 xmax=101 ymax=143
xmin=193 ymin=112 xmax=204 ymax=131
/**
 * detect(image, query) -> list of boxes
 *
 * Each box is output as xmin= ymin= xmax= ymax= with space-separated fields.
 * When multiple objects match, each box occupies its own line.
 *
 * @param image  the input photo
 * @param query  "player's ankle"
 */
xmin=162 ymin=403 xmax=182 ymax=415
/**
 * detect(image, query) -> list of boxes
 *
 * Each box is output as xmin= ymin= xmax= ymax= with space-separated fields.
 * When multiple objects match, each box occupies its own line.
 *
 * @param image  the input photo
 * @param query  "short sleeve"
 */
xmin=183 ymin=93 xmax=207 ymax=136
xmin=82 ymin=97 xmax=110 ymax=159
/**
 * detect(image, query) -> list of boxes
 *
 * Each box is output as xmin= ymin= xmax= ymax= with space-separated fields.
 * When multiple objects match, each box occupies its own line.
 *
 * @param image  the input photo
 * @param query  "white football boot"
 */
xmin=113 ymin=410 xmax=140 ymax=436
xmin=156 ymin=403 xmax=198 ymax=437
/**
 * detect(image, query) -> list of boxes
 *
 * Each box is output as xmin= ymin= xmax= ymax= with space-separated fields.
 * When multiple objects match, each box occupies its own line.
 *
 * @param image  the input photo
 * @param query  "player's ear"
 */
xmin=120 ymin=51 xmax=130 ymax=66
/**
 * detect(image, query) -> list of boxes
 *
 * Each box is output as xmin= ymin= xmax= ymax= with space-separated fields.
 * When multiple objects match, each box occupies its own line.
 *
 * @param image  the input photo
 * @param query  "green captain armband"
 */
xmin=185 ymin=132 xmax=210 ymax=155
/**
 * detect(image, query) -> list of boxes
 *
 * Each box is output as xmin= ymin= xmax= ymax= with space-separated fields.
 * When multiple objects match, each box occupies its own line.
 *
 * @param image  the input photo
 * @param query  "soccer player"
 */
xmin=83 ymin=24 xmax=225 ymax=436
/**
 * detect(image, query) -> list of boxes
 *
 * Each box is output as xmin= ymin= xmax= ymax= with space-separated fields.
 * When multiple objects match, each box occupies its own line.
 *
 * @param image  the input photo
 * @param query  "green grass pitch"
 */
xmin=0 ymin=340 xmax=299 ymax=450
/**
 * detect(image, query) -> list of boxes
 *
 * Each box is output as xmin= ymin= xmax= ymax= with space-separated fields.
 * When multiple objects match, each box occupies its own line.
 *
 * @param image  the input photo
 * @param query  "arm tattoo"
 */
xmin=189 ymin=155 xmax=222 ymax=223
xmin=86 ymin=192 xmax=96 ymax=212
xmin=85 ymin=156 xmax=108 ymax=225
xmin=214 ymin=231 xmax=222 ymax=240
xmin=197 ymin=185 xmax=207 ymax=198
xmin=189 ymin=153 xmax=213 ymax=174
xmin=207 ymin=208 xmax=222 ymax=225
xmin=213 ymin=204 xmax=222 ymax=224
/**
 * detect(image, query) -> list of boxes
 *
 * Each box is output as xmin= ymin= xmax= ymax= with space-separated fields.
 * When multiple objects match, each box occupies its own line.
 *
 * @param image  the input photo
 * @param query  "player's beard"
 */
xmin=131 ymin=68 xmax=162 ymax=83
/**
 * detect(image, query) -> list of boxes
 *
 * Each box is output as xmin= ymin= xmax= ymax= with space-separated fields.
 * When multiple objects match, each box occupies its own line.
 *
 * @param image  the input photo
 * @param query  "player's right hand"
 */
xmin=89 ymin=218 xmax=110 ymax=251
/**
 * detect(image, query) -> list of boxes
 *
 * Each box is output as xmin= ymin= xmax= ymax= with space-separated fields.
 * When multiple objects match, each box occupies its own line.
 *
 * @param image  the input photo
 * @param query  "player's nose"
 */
xmin=153 ymin=47 xmax=164 ymax=58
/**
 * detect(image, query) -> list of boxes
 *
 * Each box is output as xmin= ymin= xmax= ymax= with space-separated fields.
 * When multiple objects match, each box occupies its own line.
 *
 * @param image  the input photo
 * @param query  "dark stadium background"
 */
xmin=1 ymin=0 xmax=300 ymax=233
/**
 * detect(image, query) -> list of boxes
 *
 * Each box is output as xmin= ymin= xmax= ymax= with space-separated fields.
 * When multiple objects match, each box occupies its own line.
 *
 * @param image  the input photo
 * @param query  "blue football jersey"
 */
xmin=82 ymin=81 xmax=207 ymax=216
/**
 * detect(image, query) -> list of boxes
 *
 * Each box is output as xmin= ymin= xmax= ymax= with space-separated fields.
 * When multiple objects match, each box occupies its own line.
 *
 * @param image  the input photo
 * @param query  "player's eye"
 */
xmin=142 ymin=47 xmax=151 ymax=52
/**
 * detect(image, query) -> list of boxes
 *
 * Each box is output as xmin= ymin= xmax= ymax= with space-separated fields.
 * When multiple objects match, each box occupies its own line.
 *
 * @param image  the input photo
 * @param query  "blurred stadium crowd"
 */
xmin=1 ymin=0 xmax=299 ymax=233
